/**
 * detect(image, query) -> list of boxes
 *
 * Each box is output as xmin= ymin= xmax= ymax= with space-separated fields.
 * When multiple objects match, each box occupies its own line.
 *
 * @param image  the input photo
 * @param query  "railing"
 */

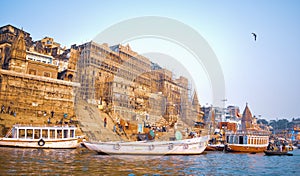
xmin=225 ymin=130 xmax=271 ymax=136
xmin=13 ymin=124 xmax=77 ymax=128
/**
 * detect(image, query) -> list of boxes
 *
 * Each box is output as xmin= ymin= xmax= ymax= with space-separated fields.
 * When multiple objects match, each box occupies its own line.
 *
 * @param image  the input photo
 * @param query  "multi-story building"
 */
xmin=0 ymin=24 xmax=203 ymax=128
xmin=0 ymin=24 xmax=79 ymax=118
xmin=77 ymin=41 xmax=203 ymax=125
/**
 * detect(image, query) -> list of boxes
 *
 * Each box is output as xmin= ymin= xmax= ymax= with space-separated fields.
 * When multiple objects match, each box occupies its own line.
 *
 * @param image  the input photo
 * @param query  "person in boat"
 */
xmin=282 ymin=143 xmax=287 ymax=152
xmin=267 ymin=142 xmax=273 ymax=151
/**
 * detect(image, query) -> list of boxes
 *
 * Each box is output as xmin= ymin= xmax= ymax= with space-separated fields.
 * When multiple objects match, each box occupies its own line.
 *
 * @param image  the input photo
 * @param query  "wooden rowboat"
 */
xmin=264 ymin=150 xmax=293 ymax=156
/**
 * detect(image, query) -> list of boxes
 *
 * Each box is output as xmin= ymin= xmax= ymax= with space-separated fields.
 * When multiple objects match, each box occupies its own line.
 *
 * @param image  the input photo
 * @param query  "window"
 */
xmin=19 ymin=129 xmax=26 ymax=138
xmin=44 ymin=72 xmax=51 ymax=77
xmin=29 ymin=69 xmax=37 ymax=75
xmin=42 ymin=129 xmax=48 ymax=139
xmin=70 ymin=130 xmax=74 ymax=138
xmin=239 ymin=136 xmax=244 ymax=144
xmin=27 ymin=129 xmax=33 ymax=139
xmin=34 ymin=129 xmax=40 ymax=139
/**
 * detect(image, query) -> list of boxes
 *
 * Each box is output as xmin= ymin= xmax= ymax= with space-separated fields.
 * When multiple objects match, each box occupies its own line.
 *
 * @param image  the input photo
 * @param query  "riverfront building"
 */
xmin=0 ymin=24 xmax=203 ymax=131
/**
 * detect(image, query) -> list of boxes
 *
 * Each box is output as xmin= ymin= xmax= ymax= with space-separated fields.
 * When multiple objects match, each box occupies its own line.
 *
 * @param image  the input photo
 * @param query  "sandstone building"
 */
xmin=0 ymin=25 xmax=79 ymax=119
xmin=0 ymin=24 xmax=204 ymax=130
xmin=76 ymin=41 xmax=203 ymax=126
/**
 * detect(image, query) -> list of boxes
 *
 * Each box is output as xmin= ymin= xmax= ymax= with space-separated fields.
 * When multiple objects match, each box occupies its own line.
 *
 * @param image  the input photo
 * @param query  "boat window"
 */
xmin=229 ymin=136 xmax=233 ymax=144
xmin=63 ymin=130 xmax=68 ymax=138
xmin=244 ymin=136 xmax=248 ymax=144
xmin=42 ymin=129 xmax=48 ymax=139
xmin=239 ymin=136 xmax=243 ymax=144
xmin=234 ymin=136 xmax=238 ymax=144
xmin=34 ymin=129 xmax=40 ymax=139
xmin=27 ymin=129 xmax=33 ymax=139
xmin=8 ymin=128 xmax=16 ymax=138
xmin=19 ymin=129 xmax=26 ymax=138
xmin=50 ymin=130 xmax=55 ymax=139
xmin=57 ymin=130 xmax=62 ymax=138
xmin=226 ymin=136 xmax=229 ymax=143
xmin=70 ymin=130 xmax=74 ymax=138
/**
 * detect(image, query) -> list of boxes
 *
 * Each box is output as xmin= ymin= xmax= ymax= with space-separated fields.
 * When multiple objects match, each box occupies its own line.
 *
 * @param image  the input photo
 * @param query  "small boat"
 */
xmin=264 ymin=150 xmax=293 ymax=156
xmin=0 ymin=124 xmax=82 ymax=149
xmin=83 ymin=135 xmax=209 ymax=155
xmin=224 ymin=130 xmax=269 ymax=153
xmin=205 ymin=143 xmax=225 ymax=151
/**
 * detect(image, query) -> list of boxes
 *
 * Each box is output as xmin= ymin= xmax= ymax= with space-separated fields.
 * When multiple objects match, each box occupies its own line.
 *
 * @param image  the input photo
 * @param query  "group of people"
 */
xmin=267 ymin=141 xmax=289 ymax=152
xmin=1 ymin=104 xmax=16 ymax=117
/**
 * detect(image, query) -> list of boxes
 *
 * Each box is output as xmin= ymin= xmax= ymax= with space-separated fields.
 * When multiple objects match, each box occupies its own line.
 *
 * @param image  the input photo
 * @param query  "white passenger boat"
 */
xmin=0 ymin=124 xmax=81 ymax=149
xmin=224 ymin=130 xmax=269 ymax=153
xmin=83 ymin=135 xmax=209 ymax=155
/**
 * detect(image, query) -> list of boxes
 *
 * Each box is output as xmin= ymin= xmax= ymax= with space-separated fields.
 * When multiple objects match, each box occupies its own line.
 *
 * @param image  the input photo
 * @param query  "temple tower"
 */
xmin=8 ymin=30 xmax=27 ymax=73
xmin=241 ymin=103 xmax=253 ymax=131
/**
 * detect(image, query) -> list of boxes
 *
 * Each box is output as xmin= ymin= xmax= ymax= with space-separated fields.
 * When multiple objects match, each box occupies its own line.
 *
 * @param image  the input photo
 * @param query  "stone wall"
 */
xmin=0 ymin=69 xmax=79 ymax=119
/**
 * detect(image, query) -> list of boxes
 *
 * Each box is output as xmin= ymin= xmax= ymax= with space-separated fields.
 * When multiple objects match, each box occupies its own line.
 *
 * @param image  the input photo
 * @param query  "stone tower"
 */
xmin=241 ymin=103 xmax=253 ymax=131
xmin=9 ymin=30 xmax=27 ymax=73
xmin=192 ymin=91 xmax=203 ymax=121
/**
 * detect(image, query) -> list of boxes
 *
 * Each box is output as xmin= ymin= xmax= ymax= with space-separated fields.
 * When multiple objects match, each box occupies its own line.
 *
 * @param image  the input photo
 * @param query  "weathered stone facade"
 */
xmin=0 ymin=69 xmax=78 ymax=118
xmin=0 ymin=24 xmax=203 ymax=129
xmin=0 ymin=25 xmax=80 ymax=120
xmin=76 ymin=41 xmax=203 ymax=126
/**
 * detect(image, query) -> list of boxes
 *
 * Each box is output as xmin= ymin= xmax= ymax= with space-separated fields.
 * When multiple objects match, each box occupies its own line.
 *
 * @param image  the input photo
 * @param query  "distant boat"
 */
xmin=224 ymin=130 xmax=270 ymax=153
xmin=205 ymin=143 xmax=225 ymax=151
xmin=83 ymin=135 xmax=209 ymax=155
xmin=0 ymin=124 xmax=82 ymax=149
xmin=264 ymin=150 xmax=293 ymax=156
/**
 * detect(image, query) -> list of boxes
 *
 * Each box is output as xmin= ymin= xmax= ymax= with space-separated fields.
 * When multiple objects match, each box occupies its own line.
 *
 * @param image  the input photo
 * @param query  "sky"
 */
xmin=1 ymin=0 xmax=300 ymax=121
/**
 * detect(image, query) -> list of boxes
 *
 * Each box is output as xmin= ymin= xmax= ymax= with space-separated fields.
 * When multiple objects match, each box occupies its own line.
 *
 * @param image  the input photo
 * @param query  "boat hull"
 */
xmin=264 ymin=150 xmax=293 ymax=156
xmin=84 ymin=136 xmax=209 ymax=155
xmin=225 ymin=144 xmax=267 ymax=153
xmin=205 ymin=144 xmax=225 ymax=151
xmin=0 ymin=138 xmax=80 ymax=149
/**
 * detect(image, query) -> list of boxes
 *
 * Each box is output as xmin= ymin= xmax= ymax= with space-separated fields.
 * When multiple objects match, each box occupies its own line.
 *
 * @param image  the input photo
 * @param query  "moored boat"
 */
xmin=224 ymin=130 xmax=269 ymax=153
xmin=205 ymin=143 xmax=225 ymax=151
xmin=0 ymin=124 xmax=81 ymax=149
xmin=264 ymin=150 xmax=293 ymax=156
xmin=223 ymin=103 xmax=271 ymax=153
xmin=83 ymin=135 xmax=209 ymax=155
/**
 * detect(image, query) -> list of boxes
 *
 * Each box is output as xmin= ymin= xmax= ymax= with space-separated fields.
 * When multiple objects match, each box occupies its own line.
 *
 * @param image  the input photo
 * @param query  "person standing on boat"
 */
xmin=104 ymin=117 xmax=107 ymax=128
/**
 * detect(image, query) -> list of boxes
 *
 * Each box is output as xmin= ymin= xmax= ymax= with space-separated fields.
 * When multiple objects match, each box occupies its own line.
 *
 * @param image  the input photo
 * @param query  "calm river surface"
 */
xmin=0 ymin=147 xmax=299 ymax=175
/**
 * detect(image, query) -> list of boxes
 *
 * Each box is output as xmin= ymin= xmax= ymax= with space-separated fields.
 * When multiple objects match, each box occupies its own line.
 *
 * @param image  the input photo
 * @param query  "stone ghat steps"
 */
xmin=75 ymin=100 xmax=123 ymax=142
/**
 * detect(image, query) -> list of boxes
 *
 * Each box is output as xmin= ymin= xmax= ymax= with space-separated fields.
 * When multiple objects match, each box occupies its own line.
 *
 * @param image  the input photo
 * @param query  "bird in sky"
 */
xmin=251 ymin=32 xmax=257 ymax=41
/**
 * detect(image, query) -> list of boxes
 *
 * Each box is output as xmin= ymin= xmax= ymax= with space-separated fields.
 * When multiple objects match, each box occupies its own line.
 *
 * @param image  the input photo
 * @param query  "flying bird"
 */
xmin=251 ymin=32 xmax=257 ymax=41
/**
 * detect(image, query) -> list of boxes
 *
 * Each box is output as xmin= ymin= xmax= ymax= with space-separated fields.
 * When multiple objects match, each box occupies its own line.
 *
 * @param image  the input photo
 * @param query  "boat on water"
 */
xmin=224 ymin=130 xmax=269 ymax=153
xmin=220 ymin=103 xmax=271 ymax=153
xmin=0 ymin=124 xmax=82 ymax=149
xmin=205 ymin=143 xmax=225 ymax=151
xmin=264 ymin=150 xmax=293 ymax=156
xmin=83 ymin=135 xmax=209 ymax=155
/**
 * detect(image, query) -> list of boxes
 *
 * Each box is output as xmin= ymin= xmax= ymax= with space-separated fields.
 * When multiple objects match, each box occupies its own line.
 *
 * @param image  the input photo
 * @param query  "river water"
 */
xmin=0 ymin=147 xmax=299 ymax=175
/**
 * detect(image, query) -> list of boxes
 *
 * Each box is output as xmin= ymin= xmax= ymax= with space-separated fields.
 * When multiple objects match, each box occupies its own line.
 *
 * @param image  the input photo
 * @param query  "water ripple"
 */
xmin=0 ymin=147 xmax=299 ymax=175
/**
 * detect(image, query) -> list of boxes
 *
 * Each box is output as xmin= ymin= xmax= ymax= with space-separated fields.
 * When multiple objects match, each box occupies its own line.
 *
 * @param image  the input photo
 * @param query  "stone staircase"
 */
xmin=75 ymin=100 xmax=123 ymax=142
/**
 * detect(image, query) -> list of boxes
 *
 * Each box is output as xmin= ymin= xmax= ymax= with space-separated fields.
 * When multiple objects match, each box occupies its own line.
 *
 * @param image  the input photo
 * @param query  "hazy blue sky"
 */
xmin=1 ymin=0 xmax=300 ymax=120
